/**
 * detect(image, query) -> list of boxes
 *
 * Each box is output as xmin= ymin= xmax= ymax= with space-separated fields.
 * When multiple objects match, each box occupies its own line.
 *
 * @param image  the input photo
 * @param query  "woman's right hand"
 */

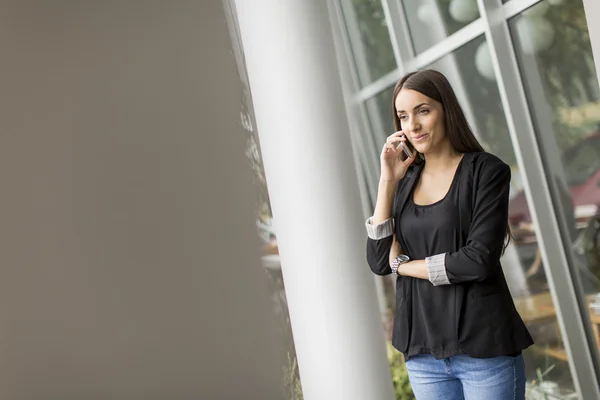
xmin=380 ymin=131 xmax=416 ymax=183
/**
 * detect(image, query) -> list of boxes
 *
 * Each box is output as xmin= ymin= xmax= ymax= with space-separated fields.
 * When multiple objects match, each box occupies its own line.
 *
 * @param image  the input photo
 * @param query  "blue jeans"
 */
xmin=405 ymin=354 xmax=526 ymax=400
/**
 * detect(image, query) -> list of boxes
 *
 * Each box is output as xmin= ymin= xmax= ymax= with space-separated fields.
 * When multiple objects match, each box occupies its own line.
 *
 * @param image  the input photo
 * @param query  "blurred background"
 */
xmin=228 ymin=0 xmax=600 ymax=398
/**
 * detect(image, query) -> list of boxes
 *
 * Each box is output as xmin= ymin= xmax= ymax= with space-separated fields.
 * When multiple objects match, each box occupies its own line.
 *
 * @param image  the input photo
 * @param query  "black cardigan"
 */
xmin=367 ymin=152 xmax=534 ymax=358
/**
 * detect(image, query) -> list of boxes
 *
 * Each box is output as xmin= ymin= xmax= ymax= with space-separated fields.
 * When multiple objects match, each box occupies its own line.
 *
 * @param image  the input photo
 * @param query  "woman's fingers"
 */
xmin=386 ymin=132 xmax=406 ymax=146
xmin=382 ymin=132 xmax=408 ymax=157
xmin=382 ymin=143 xmax=401 ymax=158
xmin=386 ymin=137 xmax=404 ymax=146
xmin=386 ymin=131 xmax=404 ymax=140
xmin=384 ymin=142 xmax=398 ymax=152
xmin=381 ymin=143 xmax=390 ymax=154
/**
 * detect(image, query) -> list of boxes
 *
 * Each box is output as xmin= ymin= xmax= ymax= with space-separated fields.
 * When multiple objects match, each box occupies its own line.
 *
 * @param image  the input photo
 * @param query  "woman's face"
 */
xmin=394 ymin=89 xmax=446 ymax=155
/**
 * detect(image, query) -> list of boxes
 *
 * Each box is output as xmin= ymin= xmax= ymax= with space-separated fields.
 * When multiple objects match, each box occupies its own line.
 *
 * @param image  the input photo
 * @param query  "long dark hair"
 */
xmin=392 ymin=69 xmax=512 ymax=252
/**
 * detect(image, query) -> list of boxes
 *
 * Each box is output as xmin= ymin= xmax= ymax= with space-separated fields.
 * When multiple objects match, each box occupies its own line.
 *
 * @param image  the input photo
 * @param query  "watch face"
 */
xmin=398 ymin=255 xmax=410 ymax=263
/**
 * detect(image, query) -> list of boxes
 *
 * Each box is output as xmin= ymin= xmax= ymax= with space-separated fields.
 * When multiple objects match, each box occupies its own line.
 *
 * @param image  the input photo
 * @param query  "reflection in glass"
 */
xmin=428 ymin=35 xmax=577 ymax=396
xmin=509 ymin=0 xmax=600 ymax=396
xmin=403 ymin=0 xmax=480 ymax=54
xmin=342 ymin=0 xmax=397 ymax=86
xmin=241 ymin=88 xmax=302 ymax=398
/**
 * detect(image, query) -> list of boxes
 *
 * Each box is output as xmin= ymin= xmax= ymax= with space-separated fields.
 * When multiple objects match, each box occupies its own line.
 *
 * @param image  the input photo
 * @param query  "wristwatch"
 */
xmin=391 ymin=254 xmax=411 ymax=275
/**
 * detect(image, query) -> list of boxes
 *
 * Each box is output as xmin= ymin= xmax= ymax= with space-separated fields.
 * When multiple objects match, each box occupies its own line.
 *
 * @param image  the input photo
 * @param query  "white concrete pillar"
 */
xmin=234 ymin=1 xmax=395 ymax=399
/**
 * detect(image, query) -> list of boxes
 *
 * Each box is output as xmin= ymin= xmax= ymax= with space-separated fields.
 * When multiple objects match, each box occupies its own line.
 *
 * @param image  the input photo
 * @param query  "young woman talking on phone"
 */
xmin=365 ymin=70 xmax=533 ymax=400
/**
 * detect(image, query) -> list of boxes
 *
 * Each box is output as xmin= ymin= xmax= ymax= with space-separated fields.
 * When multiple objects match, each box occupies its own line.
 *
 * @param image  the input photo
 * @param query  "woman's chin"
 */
xmin=413 ymin=143 xmax=429 ymax=154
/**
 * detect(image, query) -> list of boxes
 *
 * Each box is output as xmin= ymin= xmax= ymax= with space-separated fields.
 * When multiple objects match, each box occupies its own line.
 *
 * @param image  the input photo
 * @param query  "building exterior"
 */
xmin=231 ymin=0 xmax=600 ymax=398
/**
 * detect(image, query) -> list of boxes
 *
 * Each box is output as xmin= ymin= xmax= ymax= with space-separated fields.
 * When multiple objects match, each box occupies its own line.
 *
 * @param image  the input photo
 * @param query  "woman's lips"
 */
xmin=412 ymin=133 xmax=428 ymax=142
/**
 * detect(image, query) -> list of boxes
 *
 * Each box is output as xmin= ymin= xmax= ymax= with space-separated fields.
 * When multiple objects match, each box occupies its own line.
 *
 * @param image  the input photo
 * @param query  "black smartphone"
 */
xmin=399 ymin=134 xmax=414 ymax=159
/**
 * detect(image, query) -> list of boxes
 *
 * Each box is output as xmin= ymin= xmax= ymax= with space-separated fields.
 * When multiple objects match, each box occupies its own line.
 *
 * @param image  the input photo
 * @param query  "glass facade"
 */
xmin=335 ymin=0 xmax=600 ymax=397
xmin=403 ymin=0 xmax=480 ymax=54
xmin=341 ymin=0 xmax=397 ymax=85
xmin=509 ymin=0 xmax=600 ymax=394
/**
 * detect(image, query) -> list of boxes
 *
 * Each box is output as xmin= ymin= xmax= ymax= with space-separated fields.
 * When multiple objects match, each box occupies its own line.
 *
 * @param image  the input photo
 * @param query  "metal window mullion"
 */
xmin=329 ymin=0 xmax=364 ymax=93
xmin=363 ymin=97 xmax=389 ymax=170
xmin=328 ymin=1 xmax=381 ymax=192
xmin=501 ymin=0 xmax=543 ymax=19
xmin=346 ymin=109 xmax=376 ymax=227
xmin=348 ymin=108 xmax=391 ymax=323
xmin=412 ymin=18 xmax=485 ymax=69
xmin=353 ymin=101 xmax=382 ymax=204
xmin=354 ymin=69 xmax=402 ymax=103
xmin=329 ymin=1 xmax=357 ymax=89
xmin=337 ymin=0 xmax=374 ymax=88
xmin=478 ymin=0 xmax=600 ymax=397
xmin=327 ymin=3 xmax=389 ymax=198
xmin=381 ymin=0 xmax=415 ymax=71
xmin=327 ymin=0 xmax=393 ymax=324
xmin=353 ymin=18 xmax=485 ymax=103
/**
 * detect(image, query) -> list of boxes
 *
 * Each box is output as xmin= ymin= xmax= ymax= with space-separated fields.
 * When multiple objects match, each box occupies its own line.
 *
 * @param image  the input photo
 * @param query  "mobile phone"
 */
xmin=400 ymin=136 xmax=414 ymax=159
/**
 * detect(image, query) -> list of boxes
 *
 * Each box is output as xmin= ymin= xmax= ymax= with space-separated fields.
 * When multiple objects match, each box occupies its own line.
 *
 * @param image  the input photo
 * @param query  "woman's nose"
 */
xmin=407 ymin=119 xmax=420 ymax=132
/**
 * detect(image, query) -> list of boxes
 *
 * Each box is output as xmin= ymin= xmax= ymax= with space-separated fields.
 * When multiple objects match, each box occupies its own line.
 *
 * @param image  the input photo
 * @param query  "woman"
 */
xmin=365 ymin=69 xmax=533 ymax=400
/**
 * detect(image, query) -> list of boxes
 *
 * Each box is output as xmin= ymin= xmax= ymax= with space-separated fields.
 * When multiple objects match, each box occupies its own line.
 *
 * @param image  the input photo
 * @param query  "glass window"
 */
xmin=429 ymin=36 xmax=516 ymax=164
xmin=563 ymin=137 xmax=600 ymax=187
xmin=402 ymin=0 xmax=480 ymax=54
xmin=429 ymin=36 xmax=577 ymax=396
xmin=508 ymin=0 xmax=600 ymax=395
xmin=361 ymin=32 xmax=578 ymax=395
xmin=342 ymin=0 xmax=397 ymax=86
xmin=365 ymin=86 xmax=396 ymax=146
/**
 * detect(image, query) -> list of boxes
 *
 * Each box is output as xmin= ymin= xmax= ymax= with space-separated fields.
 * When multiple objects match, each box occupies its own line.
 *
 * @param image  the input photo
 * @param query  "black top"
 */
xmin=399 ymin=156 xmax=465 ymax=359
xmin=366 ymin=152 xmax=534 ymax=359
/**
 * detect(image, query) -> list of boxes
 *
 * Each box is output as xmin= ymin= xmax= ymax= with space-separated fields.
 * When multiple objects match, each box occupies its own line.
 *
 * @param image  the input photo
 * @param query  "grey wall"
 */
xmin=0 ymin=1 xmax=281 ymax=398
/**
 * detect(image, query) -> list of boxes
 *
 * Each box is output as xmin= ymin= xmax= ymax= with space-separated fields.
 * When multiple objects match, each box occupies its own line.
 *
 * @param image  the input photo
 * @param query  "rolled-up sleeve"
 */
xmin=366 ymin=217 xmax=394 ymax=240
xmin=366 ymin=217 xmax=394 ymax=276
xmin=426 ymin=159 xmax=510 ymax=285
xmin=426 ymin=253 xmax=450 ymax=286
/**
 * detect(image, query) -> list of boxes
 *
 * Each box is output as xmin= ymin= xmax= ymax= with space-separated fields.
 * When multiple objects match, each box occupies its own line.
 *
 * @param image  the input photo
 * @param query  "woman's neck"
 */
xmin=422 ymin=143 xmax=462 ymax=174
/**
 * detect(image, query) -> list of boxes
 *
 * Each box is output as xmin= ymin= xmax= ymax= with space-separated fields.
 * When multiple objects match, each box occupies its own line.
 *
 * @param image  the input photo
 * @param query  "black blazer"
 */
xmin=367 ymin=152 xmax=533 ymax=358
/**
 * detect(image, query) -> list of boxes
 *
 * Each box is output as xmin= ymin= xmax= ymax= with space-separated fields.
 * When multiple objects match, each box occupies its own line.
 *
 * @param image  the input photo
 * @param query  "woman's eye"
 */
xmin=399 ymin=115 xmax=408 ymax=121
xmin=419 ymin=109 xmax=429 ymax=114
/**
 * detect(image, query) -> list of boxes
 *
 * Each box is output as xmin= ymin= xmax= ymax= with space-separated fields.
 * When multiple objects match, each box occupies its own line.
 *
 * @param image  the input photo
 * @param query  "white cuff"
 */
xmin=365 ymin=217 xmax=394 ymax=240
xmin=426 ymin=253 xmax=451 ymax=286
